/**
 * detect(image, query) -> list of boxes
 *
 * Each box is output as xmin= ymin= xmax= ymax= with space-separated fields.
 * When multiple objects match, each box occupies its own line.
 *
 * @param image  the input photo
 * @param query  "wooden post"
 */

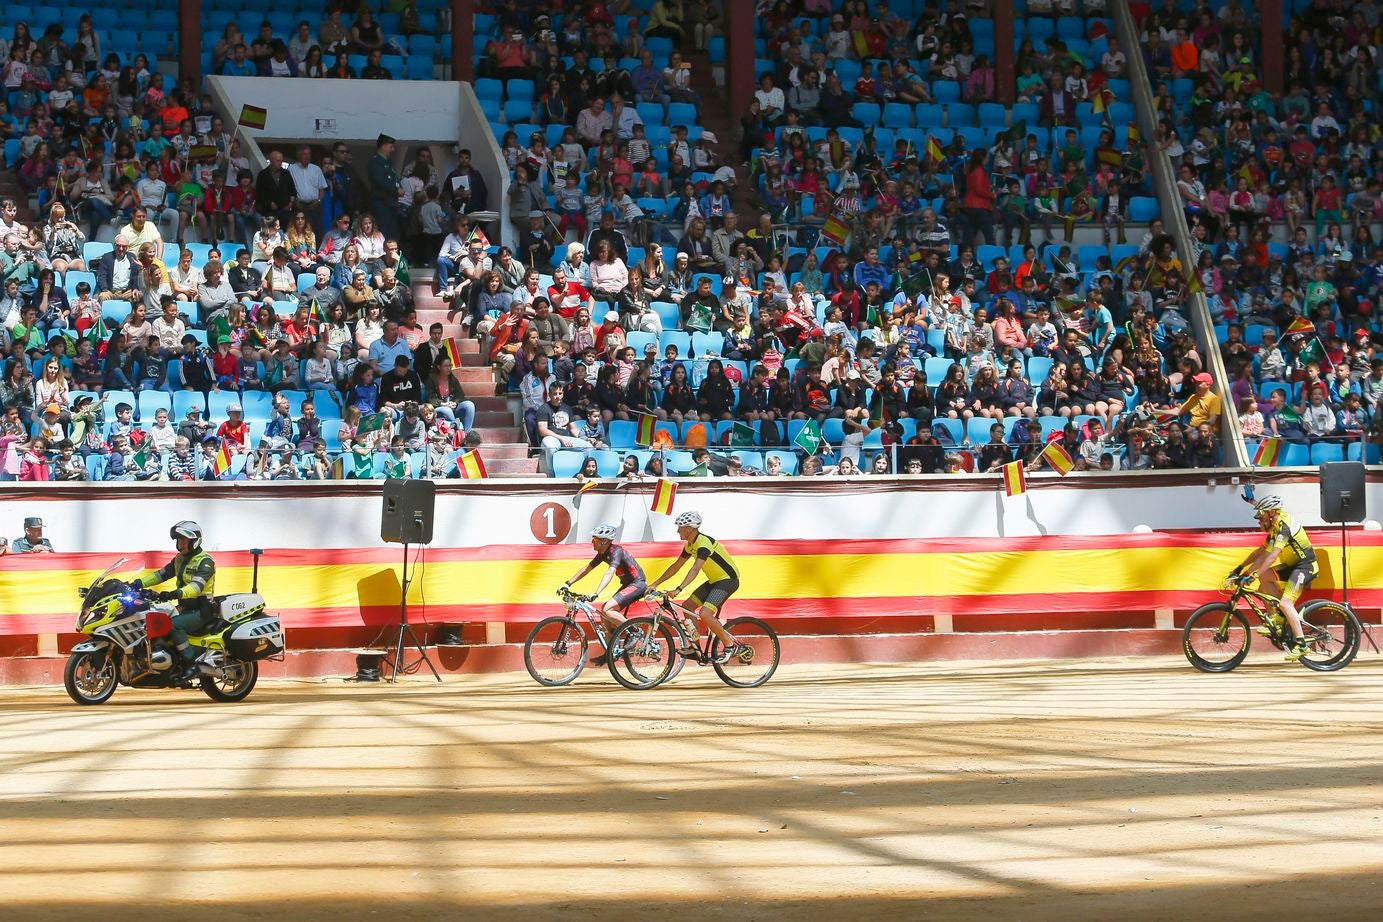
xmin=725 ymin=0 xmax=756 ymax=117
xmin=452 ymin=0 xmax=474 ymax=83
xmin=179 ymin=0 xmax=203 ymax=85
xmin=994 ymin=0 xmax=1015 ymax=106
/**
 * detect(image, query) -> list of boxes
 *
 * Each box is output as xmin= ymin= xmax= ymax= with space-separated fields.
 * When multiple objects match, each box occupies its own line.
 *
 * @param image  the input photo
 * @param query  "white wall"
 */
xmin=6 ymin=476 xmax=1376 ymax=554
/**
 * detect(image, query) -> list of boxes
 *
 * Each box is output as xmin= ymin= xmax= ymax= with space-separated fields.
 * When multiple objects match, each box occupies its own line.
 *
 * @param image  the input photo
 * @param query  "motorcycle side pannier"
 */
xmin=225 ymin=615 xmax=285 ymax=661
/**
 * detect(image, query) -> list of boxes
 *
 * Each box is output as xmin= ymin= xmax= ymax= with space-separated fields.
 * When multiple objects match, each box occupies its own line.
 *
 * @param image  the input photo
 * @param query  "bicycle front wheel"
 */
xmin=1296 ymin=601 xmax=1362 ymax=672
xmin=607 ymin=617 xmax=678 ymax=690
xmin=523 ymin=616 xmax=589 ymax=686
xmin=711 ymin=617 xmax=780 ymax=688
xmin=1182 ymin=603 xmax=1251 ymax=673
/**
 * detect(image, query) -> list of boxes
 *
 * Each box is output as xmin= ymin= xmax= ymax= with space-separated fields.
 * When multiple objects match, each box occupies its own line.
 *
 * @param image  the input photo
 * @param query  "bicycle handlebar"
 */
xmin=557 ymin=586 xmax=596 ymax=604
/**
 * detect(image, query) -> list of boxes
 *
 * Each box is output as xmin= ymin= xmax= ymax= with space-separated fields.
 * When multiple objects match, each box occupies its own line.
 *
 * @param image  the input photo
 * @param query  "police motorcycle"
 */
xmin=64 ymin=549 xmax=284 ymax=705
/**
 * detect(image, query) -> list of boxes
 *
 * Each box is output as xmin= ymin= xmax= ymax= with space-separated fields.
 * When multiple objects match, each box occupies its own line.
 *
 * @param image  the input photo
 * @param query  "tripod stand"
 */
xmin=388 ymin=524 xmax=441 ymax=683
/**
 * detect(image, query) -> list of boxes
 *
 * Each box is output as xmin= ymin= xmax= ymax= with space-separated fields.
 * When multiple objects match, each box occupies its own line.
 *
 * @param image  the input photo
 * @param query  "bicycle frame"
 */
xmin=639 ymin=592 xmax=720 ymax=665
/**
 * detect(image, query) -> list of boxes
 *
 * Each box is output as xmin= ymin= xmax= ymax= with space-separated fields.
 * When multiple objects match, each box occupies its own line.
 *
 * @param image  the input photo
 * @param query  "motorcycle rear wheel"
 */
xmin=64 ymin=650 xmax=117 ymax=705
xmin=200 ymin=658 xmax=258 ymax=702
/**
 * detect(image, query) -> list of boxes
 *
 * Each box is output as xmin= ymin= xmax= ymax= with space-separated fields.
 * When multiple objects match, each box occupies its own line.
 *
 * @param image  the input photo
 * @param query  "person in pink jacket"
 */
xmin=960 ymin=149 xmax=996 ymax=247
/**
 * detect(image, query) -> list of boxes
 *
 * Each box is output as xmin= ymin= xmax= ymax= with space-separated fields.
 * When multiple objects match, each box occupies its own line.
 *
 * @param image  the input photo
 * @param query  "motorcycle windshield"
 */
xmin=82 ymin=557 xmax=135 ymax=609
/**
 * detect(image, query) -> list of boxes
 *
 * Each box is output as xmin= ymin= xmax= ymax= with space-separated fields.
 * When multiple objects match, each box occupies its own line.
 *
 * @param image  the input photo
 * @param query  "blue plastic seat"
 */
xmin=931 ymin=80 xmax=960 ymax=105
xmin=882 ymin=102 xmax=912 ymax=128
xmin=1129 ymin=197 xmax=1159 ymax=222
xmin=851 ymin=102 xmax=881 ymax=125
xmin=1279 ymin=442 xmax=1311 ymax=467
xmin=551 ymin=449 xmax=587 ymax=479
xmin=1310 ymin=443 xmax=1345 ymax=465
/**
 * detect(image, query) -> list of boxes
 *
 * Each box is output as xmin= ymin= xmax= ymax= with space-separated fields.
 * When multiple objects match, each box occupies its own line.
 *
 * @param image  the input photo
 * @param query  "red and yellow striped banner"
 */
xmin=4 ymin=533 xmax=1381 ymax=636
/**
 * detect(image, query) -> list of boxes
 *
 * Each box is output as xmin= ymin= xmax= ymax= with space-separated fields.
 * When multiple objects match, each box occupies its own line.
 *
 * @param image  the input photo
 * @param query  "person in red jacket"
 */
xmin=487 ymin=300 xmax=530 ymax=395
xmin=960 ymin=148 xmax=996 ymax=247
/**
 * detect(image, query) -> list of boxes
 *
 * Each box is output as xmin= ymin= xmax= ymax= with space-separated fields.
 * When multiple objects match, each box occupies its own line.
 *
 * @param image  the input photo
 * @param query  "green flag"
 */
xmin=357 ymin=412 xmax=387 ymax=435
xmin=729 ymin=421 xmax=755 ymax=447
xmin=1297 ymin=338 xmax=1324 ymax=366
xmin=1007 ymin=119 xmax=1027 ymax=144
xmin=794 ymin=420 xmax=824 ymax=456
xmin=386 ymin=456 xmax=409 ymax=479
xmin=1277 ymin=404 xmax=1303 ymax=425
xmin=132 ymin=446 xmax=148 ymax=471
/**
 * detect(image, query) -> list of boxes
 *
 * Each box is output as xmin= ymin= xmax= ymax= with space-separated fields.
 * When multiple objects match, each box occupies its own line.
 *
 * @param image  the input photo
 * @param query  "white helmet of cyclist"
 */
xmin=675 ymin=511 xmax=702 ymax=528
xmin=1253 ymin=496 xmax=1283 ymax=518
xmin=591 ymin=524 xmax=618 ymax=540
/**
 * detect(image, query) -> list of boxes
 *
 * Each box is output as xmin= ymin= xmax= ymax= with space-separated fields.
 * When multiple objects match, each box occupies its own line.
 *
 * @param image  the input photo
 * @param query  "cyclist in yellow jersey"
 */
xmin=1230 ymin=495 xmax=1318 ymax=660
xmin=648 ymin=511 xmax=745 ymax=664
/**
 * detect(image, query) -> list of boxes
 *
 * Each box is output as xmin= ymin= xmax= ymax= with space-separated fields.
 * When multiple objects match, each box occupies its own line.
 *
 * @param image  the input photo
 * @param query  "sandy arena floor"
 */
xmin=3 ymin=656 xmax=1383 ymax=921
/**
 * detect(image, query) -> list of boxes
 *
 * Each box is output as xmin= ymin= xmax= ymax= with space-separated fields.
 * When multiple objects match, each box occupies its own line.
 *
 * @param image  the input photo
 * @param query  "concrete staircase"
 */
xmin=686 ymin=48 xmax=758 ymax=226
xmin=409 ymin=269 xmax=539 ymax=477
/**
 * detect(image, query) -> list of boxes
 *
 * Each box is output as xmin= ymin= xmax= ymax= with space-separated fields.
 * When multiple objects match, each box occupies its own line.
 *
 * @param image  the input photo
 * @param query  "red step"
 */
xmin=479 ymin=442 xmax=533 ymax=461
xmin=472 ymin=427 xmax=522 ymax=443
xmin=456 ymin=368 xmax=498 ymax=386
xmin=473 ymin=410 xmax=519 ymax=427
xmin=467 ymin=395 xmax=511 ymax=412
xmin=487 ymin=457 xmax=541 ymax=475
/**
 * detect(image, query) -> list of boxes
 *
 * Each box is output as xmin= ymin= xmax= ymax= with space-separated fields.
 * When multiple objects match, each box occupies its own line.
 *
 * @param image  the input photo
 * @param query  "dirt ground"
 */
xmin=3 ymin=656 xmax=1383 ymax=921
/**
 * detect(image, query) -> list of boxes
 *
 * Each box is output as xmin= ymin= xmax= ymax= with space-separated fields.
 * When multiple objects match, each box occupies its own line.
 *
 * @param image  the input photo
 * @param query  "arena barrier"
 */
xmin=2 ymin=471 xmax=1380 ymax=662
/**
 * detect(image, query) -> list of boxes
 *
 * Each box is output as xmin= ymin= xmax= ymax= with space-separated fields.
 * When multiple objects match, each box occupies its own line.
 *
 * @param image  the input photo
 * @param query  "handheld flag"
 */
xmin=728 ymin=420 xmax=755 ymax=447
xmin=442 ymin=337 xmax=461 ymax=368
xmin=357 ymin=412 xmax=387 ymax=436
xmin=650 ymin=478 xmax=677 ymax=516
xmin=820 ymin=215 xmax=850 ymax=247
xmin=1096 ymin=148 xmax=1124 ymax=167
xmin=1002 ymin=459 xmax=1027 ymax=497
xmin=1127 ymin=123 xmax=1141 ymax=145
xmin=1039 ymin=441 xmax=1075 ymax=476
xmin=925 ymin=137 xmax=944 ymax=163
xmin=329 ymin=454 xmax=344 ymax=479
xmin=576 ymin=478 xmax=599 ymax=496
xmin=213 ymin=444 xmax=233 ymax=477
xmin=1252 ymin=438 xmax=1281 ymax=467
xmin=466 ymin=226 xmax=491 ymax=250
xmin=237 ymin=104 xmax=267 ymax=130
xmin=794 ymin=419 xmax=825 ymax=455
xmin=1091 ymin=91 xmax=1108 ymax=115
xmin=188 ymin=144 xmax=218 ymax=161
xmin=456 ymin=449 xmax=488 ymax=479
xmin=132 ymin=446 xmax=148 ymax=472
xmin=1007 ymin=120 xmax=1028 ymax=145
xmin=1283 ymin=316 xmax=1315 ymax=337
xmin=386 ymin=455 xmax=409 ymax=478
xmin=636 ymin=414 xmax=656 ymax=447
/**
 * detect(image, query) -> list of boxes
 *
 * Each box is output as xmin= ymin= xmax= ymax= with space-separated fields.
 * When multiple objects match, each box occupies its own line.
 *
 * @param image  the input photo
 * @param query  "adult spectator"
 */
xmin=95 ymin=236 xmax=140 ymax=302
xmin=368 ymin=320 xmax=412 ymax=373
xmin=367 ymin=134 xmax=401 ymax=241
xmin=256 ymin=148 xmax=296 ymax=225
xmin=10 ymin=516 xmax=53 ymax=553
xmin=287 ymin=145 xmax=328 ymax=231
xmin=440 ymin=148 xmax=489 ymax=217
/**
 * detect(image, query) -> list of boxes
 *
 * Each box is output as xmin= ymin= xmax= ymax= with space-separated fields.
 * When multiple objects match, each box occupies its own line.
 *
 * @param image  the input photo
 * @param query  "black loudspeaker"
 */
xmin=1320 ymin=461 xmax=1367 ymax=524
xmin=382 ymin=479 xmax=436 ymax=544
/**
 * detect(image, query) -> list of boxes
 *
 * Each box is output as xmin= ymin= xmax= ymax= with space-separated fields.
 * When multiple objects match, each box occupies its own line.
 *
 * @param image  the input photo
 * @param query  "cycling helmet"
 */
xmin=170 ymin=521 xmax=203 ymax=549
xmin=591 ymin=524 xmax=618 ymax=540
xmin=675 ymin=511 xmax=703 ymax=528
xmin=1252 ymin=496 xmax=1283 ymax=518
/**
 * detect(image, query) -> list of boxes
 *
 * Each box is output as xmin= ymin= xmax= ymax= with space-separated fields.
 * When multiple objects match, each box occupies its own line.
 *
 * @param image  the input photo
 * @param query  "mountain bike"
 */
xmin=523 ymin=587 xmax=688 ymax=687
xmin=604 ymin=590 xmax=781 ymax=690
xmin=1182 ymin=576 xmax=1362 ymax=673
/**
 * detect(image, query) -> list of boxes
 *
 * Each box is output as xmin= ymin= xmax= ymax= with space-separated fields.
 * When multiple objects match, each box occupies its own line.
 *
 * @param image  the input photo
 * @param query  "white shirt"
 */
xmin=169 ymin=263 xmax=204 ymax=290
xmin=755 ymin=87 xmax=785 ymax=112
xmin=287 ymin=161 xmax=328 ymax=203
xmin=111 ymin=257 xmax=131 ymax=292
xmin=136 ymin=177 xmax=168 ymax=209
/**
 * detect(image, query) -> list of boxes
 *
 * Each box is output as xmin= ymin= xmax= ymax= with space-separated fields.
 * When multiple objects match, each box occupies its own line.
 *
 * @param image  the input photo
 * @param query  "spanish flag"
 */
xmin=1039 ymin=441 xmax=1075 ymax=476
xmin=1002 ymin=459 xmax=1027 ymax=497
xmin=237 ymin=104 xmax=267 ymax=130
xmin=820 ymin=215 xmax=850 ymax=247
xmin=213 ymin=444 xmax=233 ymax=477
xmin=636 ymin=414 xmax=656 ymax=447
xmin=1253 ymin=438 xmax=1281 ymax=467
xmin=925 ymin=137 xmax=945 ymax=163
xmin=1127 ymin=123 xmax=1141 ymax=144
xmin=650 ymin=478 xmax=677 ymax=516
xmin=1283 ymin=316 xmax=1315 ymax=337
xmin=1096 ymin=148 xmax=1124 ymax=167
xmin=443 ymin=337 xmax=461 ymax=367
xmin=456 ymin=450 xmax=488 ymax=479
xmin=577 ymin=478 xmax=599 ymax=496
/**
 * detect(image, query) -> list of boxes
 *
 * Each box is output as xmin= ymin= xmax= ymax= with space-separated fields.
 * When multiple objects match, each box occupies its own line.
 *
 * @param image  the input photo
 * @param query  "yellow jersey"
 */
xmin=1263 ymin=510 xmax=1315 ymax=569
xmin=682 ymin=533 xmax=740 ymax=583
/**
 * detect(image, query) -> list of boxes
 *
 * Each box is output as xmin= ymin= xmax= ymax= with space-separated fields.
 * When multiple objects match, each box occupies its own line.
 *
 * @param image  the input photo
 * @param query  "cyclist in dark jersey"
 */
xmin=1230 ymin=495 xmax=1317 ymax=661
xmin=562 ymin=523 xmax=649 ymax=665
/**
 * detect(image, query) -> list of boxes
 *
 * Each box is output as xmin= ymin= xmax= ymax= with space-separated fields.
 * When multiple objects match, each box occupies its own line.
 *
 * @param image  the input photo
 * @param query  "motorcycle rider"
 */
xmin=139 ymin=521 xmax=217 ymax=680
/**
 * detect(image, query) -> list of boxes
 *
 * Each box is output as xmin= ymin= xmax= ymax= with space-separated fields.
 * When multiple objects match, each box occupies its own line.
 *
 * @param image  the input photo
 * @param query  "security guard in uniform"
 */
xmin=139 ymin=521 xmax=217 ymax=678
xmin=367 ymin=133 xmax=401 ymax=240
xmin=11 ymin=517 xmax=55 ymax=553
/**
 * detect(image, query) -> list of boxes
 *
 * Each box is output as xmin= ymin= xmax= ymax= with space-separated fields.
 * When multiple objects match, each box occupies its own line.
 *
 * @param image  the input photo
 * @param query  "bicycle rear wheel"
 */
xmin=1296 ymin=601 xmax=1361 ymax=672
xmin=523 ymin=616 xmax=588 ymax=686
xmin=606 ymin=617 xmax=678 ymax=690
xmin=1182 ymin=603 xmax=1251 ymax=673
xmin=711 ymin=617 xmax=780 ymax=688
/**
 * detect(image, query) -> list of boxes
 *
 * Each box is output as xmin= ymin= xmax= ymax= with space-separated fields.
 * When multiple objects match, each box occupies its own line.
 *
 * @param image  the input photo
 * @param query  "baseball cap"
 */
xmin=1192 ymin=372 xmax=1213 ymax=385
xmin=228 ymin=402 xmax=243 ymax=413
xmin=604 ymin=310 xmax=619 ymax=322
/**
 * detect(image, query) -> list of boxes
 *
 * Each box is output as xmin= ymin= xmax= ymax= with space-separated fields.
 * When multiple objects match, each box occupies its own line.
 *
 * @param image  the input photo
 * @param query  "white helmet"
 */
xmin=1253 ymin=496 xmax=1283 ymax=517
xmin=675 ymin=511 xmax=702 ymax=528
xmin=170 ymin=520 xmax=203 ymax=549
xmin=591 ymin=524 xmax=618 ymax=540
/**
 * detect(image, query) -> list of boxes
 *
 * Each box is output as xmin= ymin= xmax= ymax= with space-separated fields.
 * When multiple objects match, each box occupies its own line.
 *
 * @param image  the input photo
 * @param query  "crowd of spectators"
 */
xmin=1139 ymin=0 xmax=1383 ymax=462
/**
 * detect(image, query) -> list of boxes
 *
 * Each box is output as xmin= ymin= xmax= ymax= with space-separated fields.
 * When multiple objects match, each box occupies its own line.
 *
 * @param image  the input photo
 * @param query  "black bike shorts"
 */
xmin=689 ymin=578 xmax=739 ymax=613
xmin=1274 ymin=561 xmax=1318 ymax=602
xmin=611 ymin=581 xmax=648 ymax=609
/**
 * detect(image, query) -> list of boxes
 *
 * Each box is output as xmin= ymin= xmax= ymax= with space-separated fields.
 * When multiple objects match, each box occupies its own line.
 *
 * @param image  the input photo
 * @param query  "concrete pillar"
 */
xmin=452 ymin=0 xmax=474 ymax=83
xmin=179 ymin=0 xmax=203 ymax=84
xmin=1261 ymin=0 xmax=1284 ymax=95
xmin=994 ymin=0 xmax=1015 ymax=106
xmin=725 ymin=0 xmax=756 ymax=117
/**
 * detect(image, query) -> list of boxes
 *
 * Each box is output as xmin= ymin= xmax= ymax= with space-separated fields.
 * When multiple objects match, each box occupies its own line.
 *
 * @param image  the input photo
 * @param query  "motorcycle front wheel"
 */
xmin=64 ymin=650 xmax=118 ymax=705
xmin=200 ymin=658 xmax=258 ymax=702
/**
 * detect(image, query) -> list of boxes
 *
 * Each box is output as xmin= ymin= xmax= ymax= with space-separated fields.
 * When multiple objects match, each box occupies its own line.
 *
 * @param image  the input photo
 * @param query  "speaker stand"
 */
xmin=388 ymin=540 xmax=442 ymax=683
